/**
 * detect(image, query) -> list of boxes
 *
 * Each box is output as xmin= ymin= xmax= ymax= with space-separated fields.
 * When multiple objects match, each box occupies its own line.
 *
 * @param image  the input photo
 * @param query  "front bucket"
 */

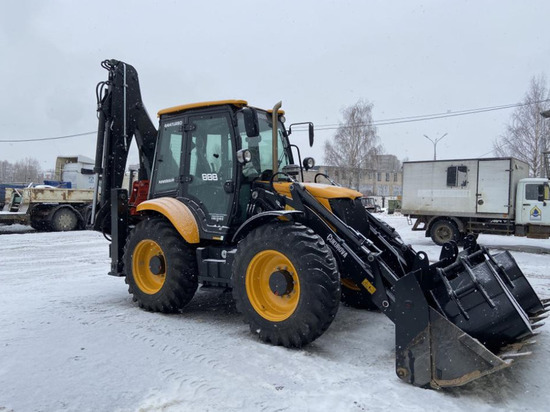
xmin=460 ymin=238 xmax=545 ymax=316
xmin=394 ymin=271 xmax=533 ymax=388
xmin=429 ymin=256 xmax=533 ymax=349
xmin=489 ymin=250 xmax=545 ymax=316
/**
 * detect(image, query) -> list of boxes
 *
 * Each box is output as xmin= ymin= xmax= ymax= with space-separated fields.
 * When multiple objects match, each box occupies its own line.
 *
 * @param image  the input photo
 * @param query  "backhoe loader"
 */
xmin=91 ymin=59 xmax=548 ymax=388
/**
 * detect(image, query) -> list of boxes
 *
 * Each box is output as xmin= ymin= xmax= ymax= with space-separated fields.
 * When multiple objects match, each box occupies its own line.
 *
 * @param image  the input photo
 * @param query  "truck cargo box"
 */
xmin=402 ymin=158 xmax=529 ymax=219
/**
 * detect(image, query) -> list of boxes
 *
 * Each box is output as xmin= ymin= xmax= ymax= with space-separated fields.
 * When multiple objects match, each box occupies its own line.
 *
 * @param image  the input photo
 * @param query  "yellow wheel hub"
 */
xmin=132 ymin=239 xmax=166 ymax=294
xmin=246 ymin=250 xmax=300 ymax=322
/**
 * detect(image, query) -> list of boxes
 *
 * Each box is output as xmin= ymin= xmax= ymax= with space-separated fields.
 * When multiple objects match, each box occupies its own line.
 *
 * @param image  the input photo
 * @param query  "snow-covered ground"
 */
xmin=1 ymin=216 xmax=549 ymax=412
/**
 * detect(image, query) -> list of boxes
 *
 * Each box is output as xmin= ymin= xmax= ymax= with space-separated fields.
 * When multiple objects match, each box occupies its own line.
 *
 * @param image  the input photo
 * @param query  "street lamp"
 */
xmin=424 ymin=133 xmax=448 ymax=160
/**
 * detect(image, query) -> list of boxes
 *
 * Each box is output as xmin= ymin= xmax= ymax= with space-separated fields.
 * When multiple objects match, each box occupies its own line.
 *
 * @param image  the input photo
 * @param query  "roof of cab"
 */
xmin=158 ymin=100 xmax=248 ymax=117
xmin=157 ymin=100 xmax=285 ymax=117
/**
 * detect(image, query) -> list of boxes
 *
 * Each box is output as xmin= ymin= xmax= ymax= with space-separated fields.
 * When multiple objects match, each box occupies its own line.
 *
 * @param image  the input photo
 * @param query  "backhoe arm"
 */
xmin=92 ymin=59 xmax=157 ymax=233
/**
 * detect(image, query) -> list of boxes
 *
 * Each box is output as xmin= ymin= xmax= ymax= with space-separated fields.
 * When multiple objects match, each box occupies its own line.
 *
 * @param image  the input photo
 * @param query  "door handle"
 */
xmin=523 ymin=203 xmax=531 ymax=206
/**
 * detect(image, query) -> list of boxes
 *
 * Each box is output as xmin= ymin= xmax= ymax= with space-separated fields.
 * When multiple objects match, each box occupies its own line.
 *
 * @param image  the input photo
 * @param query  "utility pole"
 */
xmin=424 ymin=133 xmax=448 ymax=160
xmin=540 ymin=110 xmax=550 ymax=177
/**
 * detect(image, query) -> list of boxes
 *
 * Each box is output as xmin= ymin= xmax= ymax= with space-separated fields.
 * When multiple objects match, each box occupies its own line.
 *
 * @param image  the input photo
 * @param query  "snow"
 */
xmin=1 ymin=216 xmax=549 ymax=411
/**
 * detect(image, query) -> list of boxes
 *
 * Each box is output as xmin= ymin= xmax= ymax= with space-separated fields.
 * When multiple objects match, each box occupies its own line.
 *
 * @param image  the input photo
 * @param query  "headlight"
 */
xmin=303 ymin=157 xmax=315 ymax=170
xmin=237 ymin=149 xmax=252 ymax=164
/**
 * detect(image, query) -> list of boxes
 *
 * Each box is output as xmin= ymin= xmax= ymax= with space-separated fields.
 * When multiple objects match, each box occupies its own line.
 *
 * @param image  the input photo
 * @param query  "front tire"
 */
xmin=124 ymin=217 xmax=198 ymax=313
xmin=232 ymin=222 xmax=340 ymax=348
xmin=430 ymin=219 xmax=460 ymax=246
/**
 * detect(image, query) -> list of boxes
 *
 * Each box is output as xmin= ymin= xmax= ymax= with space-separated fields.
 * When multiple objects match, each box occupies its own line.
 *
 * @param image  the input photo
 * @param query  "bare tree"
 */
xmin=11 ymin=157 xmax=42 ymax=183
xmin=493 ymin=75 xmax=550 ymax=177
xmin=0 ymin=160 xmax=14 ymax=183
xmin=324 ymin=100 xmax=383 ymax=190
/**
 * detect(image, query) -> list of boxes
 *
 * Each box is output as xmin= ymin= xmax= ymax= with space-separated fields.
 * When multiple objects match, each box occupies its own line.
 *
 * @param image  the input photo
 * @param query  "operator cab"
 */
xmin=149 ymin=100 xmax=296 ymax=240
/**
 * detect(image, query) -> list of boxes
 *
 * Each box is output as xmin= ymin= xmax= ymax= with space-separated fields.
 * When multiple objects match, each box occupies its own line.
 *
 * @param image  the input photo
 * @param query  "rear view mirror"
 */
xmin=538 ymin=185 xmax=545 ymax=202
xmin=288 ymin=122 xmax=314 ymax=147
xmin=242 ymin=107 xmax=259 ymax=137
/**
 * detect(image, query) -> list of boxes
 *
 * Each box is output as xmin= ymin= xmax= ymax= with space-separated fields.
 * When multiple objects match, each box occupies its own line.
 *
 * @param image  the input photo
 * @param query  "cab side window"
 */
xmin=525 ymin=184 xmax=549 ymax=202
xmin=154 ymin=121 xmax=183 ymax=193
xmin=237 ymin=111 xmax=290 ymax=178
xmin=525 ymin=184 xmax=544 ymax=201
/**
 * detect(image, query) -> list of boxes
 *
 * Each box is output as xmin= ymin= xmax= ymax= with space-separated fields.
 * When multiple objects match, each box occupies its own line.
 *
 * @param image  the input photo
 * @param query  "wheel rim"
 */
xmin=246 ymin=250 xmax=300 ymax=322
xmin=435 ymin=224 xmax=452 ymax=243
xmin=132 ymin=239 xmax=166 ymax=294
xmin=56 ymin=210 xmax=76 ymax=230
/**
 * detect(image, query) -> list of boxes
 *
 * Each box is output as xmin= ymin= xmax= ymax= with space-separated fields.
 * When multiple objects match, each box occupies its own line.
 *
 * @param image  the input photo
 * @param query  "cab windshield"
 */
xmin=237 ymin=110 xmax=291 ymax=178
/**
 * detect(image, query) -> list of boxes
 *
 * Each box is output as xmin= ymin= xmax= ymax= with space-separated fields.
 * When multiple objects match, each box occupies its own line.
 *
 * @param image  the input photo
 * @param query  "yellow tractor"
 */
xmin=91 ymin=60 xmax=548 ymax=388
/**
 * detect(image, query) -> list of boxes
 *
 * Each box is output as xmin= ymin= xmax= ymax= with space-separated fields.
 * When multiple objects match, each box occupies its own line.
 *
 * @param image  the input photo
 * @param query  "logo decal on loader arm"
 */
xmin=326 ymin=234 xmax=348 ymax=258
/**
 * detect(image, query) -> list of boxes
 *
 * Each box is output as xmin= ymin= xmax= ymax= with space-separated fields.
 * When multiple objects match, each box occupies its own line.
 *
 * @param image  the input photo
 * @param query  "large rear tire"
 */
xmin=232 ymin=222 xmax=340 ymax=348
xmin=124 ymin=217 xmax=198 ymax=313
xmin=51 ymin=208 xmax=78 ymax=231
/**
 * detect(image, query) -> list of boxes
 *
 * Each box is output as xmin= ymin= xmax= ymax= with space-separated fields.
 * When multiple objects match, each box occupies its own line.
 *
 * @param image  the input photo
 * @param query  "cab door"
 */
xmin=182 ymin=111 xmax=236 ymax=236
xmin=517 ymin=181 xmax=550 ymax=226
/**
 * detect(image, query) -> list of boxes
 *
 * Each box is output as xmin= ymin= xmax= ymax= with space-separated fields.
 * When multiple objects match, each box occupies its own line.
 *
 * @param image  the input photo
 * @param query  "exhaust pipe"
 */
xmin=271 ymin=101 xmax=282 ymax=180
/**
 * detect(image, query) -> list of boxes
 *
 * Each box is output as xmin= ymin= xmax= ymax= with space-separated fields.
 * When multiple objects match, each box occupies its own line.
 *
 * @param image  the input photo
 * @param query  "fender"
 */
xmin=137 ymin=197 xmax=200 ymax=244
xmin=232 ymin=210 xmax=304 ymax=243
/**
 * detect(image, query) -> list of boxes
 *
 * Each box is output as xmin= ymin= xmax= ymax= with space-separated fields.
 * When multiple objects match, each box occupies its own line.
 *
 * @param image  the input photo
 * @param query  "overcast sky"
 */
xmin=1 ymin=0 xmax=550 ymax=171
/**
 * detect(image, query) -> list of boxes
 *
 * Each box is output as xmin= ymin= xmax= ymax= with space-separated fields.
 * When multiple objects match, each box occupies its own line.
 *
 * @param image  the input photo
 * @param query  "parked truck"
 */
xmin=401 ymin=157 xmax=550 ymax=245
xmin=0 ymin=156 xmax=95 ymax=231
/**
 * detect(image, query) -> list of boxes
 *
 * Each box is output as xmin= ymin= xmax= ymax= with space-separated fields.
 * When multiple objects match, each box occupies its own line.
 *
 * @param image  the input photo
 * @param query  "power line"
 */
xmin=304 ymin=99 xmax=550 ymax=131
xmin=2 ymin=98 xmax=549 ymax=143
xmin=0 ymin=131 xmax=96 ymax=143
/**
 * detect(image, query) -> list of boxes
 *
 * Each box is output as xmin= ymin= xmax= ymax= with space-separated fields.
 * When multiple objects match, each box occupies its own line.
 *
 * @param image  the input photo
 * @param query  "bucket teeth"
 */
xmin=530 ymin=314 xmax=549 ymax=323
xmin=533 ymin=308 xmax=550 ymax=316
xmin=500 ymin=351 xmax=532 ymax=360
xmin=531 ymin=322 xmax=545 ymax=330
xmin=498 ymin=338 xmax=538 ymax=350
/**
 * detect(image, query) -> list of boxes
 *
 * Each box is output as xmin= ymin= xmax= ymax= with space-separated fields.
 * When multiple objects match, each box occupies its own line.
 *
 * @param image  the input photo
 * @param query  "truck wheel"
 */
xmin=124 ymin=217 xmax=198 ymax=313
xmin=430 ymin=220 xmax=460 ymax=246
xmin=51 ymin=208 xmax=78 ymax=231
xmin=340 ymin=279 xmax=378 ymax=310
xmin=232 ymin=222 xmax=340 ymax=348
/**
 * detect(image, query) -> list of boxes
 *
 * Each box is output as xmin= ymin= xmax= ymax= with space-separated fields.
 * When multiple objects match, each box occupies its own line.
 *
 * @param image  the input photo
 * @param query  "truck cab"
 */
xmin=515 ymin=178 xmax=550 ymax=236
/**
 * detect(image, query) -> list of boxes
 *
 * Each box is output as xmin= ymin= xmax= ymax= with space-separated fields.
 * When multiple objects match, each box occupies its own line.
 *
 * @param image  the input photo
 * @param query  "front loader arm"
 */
xmin=264 ymin=181 xmax=541 ymax=388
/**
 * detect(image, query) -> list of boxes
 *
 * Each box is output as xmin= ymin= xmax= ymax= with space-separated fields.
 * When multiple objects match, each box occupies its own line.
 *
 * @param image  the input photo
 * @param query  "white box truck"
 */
xmin=401 ymin=157 xmax=550 ymax=244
